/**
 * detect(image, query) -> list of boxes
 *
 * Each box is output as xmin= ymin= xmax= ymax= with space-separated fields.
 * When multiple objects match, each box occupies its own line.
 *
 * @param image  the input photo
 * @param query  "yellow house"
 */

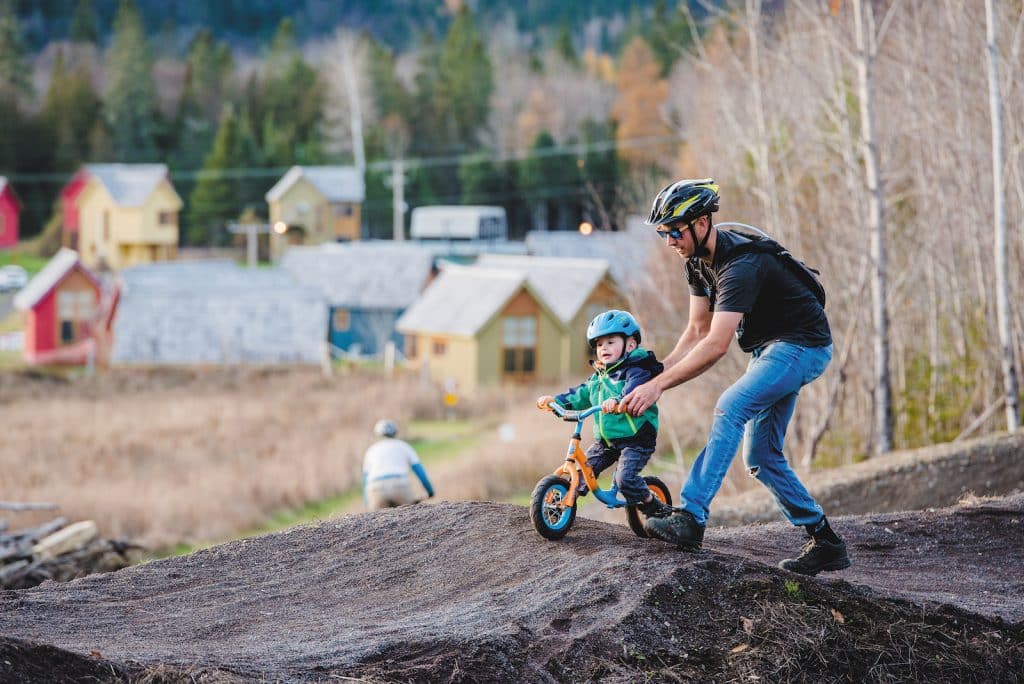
xmin=264 ymin=166 xmax=365 ymax=262
xmin=74 ymin=164 xmax=182 ymax=270
xmin=396 ymin=257 xmax=626 ymax=391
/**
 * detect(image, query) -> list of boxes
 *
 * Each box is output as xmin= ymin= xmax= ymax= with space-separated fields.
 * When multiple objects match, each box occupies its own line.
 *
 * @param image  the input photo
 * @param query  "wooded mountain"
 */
xmin=15 ymin=0 xmax=717 ymax=52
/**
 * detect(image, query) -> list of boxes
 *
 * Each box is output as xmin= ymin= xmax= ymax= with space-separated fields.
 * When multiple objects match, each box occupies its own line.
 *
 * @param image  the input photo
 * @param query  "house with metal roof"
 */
xmin=14 ymin=248 xmax=103 ymax=365
xmin=0 ymin=176 xmax=22 ymax=248
xmin=265 ymin=165 xmax=365 ymax=261
xmin=280 ymin=242 xmax=437 ymax=357
xmin=62 ymin=164 xmax=183 ymax=270
xmin=111 ymin=260 xmax=327 ymax=365
xmin=396 ymin=256 xmax=627 ymax=390
xmin=524 ymin=219 xmax=661 ymax=290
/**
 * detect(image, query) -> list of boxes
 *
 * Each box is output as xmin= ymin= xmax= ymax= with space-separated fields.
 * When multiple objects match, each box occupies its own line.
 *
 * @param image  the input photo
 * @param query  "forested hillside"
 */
xmin=1 ymin=0 xmax=1022 ymax=460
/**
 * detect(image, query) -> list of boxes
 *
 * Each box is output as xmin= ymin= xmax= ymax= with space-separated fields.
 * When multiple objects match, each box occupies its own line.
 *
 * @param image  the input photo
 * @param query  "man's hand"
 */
xmin=601 ymin=398 xmax=618 ymax=413
xmin=620 ymin=380 xmax=662 ymax=417
xmin=536 ymin=395 xmax=554 ymax=410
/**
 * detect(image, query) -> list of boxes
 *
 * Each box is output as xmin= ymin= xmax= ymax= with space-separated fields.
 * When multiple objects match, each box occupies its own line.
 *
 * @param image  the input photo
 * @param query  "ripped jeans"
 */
xmin=680 ymin=341 xmax=833 ymax=527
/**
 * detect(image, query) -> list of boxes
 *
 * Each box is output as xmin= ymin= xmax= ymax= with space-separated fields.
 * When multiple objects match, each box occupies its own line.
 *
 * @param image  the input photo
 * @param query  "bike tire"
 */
xmin=530 ymin=475 xmax=577 ymax=540
xmin=626 ymin=475 xmax=673 ymax=538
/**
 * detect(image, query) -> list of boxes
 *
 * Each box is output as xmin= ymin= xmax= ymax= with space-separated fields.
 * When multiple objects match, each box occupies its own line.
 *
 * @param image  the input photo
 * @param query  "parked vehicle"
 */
xmin=410 ymin=205 xmax=507 ymax=241
xmin=0 ymin=265 xmax=27 ymax=292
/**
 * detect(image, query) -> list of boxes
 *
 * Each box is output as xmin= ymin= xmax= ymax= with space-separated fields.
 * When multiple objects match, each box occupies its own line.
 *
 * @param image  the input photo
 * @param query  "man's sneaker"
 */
xmin=779 ymin=537 xmax=852 ymax=576
xmin=637 ymin=497 xmax=673 ymax=519
xmin=644 ymin=509 xmax=705 ymax=551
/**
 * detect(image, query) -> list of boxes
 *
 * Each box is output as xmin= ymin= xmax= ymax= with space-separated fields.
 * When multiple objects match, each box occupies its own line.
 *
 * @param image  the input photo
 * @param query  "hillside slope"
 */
xmin=1 ymin=496 xmax=1023 ymax=682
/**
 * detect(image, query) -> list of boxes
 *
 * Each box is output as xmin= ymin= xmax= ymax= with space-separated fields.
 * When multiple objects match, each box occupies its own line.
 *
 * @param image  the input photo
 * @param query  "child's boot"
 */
xmin=638 ymin=497 xmax=673 ymax=518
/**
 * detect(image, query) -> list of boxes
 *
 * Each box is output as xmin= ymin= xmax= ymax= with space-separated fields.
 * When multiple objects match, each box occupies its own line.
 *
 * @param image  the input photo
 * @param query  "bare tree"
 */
xmin=985 ymin=0 xmax=1021 ymax=431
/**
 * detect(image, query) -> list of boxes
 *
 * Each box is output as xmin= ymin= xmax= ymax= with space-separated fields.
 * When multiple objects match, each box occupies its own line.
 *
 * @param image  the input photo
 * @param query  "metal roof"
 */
xmin=111 ymin=261 xmax=328 ymax=364
xmin=280 ymin=242 xmax=435 ymax=309
xmin=13 ymin=248 xmax=97 ymax=310
xmin=474 ymin=254 xmax=612 ymax=325
xmin=396 ymin=265 xmax=529 ymax=337
xmin=83 ymin=164 xmax=175 ymax=207
xmin=524 ymin=227 xmax=660 ymax=289
xmin=265 ymin=166 xmax=365 ymax=203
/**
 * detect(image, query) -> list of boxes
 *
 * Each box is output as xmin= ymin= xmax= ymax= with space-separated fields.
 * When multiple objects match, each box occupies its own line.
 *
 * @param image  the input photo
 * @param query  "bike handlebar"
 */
xmin=547 ymin=403 xmax=603 ymax=422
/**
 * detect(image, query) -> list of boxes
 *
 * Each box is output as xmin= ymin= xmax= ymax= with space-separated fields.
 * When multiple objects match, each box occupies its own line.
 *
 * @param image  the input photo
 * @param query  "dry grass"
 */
xmin=0 ymin=367 xmax=452 ymax=549
xmin=0 ymin=365 xmax=787 ymax=550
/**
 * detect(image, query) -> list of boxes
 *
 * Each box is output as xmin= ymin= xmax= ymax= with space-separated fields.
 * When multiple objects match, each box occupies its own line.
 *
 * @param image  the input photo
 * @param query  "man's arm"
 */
xmin=661 ymin=294 xmax=714 ymax=369
xmin=620 ymin=310 xmax=742 ymax=416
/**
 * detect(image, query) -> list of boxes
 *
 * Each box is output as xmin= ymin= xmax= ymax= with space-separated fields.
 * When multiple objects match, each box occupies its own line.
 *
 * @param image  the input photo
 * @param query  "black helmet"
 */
xmin=646 ymin=179 xmax=720 ymax=227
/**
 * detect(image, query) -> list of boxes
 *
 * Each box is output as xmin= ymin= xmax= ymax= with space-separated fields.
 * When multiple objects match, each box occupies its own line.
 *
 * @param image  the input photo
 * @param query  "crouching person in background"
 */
xmin=362 ymin=419 xmax=435 ymax=510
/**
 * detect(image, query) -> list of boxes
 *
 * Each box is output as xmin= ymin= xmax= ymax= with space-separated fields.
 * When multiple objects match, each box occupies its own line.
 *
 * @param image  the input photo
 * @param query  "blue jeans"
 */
xmin=585 ymin=441 xmax=656 ymax=504
xmin=680 ymin=341 xmax=833 ymax=527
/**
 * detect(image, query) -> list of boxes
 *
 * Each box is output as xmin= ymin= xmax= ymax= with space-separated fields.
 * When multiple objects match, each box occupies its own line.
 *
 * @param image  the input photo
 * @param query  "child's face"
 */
xmin=594 ymin=334 xmax=635 ymax=364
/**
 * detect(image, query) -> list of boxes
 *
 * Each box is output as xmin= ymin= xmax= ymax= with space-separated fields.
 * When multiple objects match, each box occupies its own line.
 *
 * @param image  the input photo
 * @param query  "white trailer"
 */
xmin=410 ymin=206 xmax=507 ymax=241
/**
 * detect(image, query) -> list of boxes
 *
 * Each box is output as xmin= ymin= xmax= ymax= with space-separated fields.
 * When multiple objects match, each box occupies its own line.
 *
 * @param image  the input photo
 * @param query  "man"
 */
xmin=362 ymin=419 xmax=435 ymax=510
xmin=620 ymin=178 xmax=851 ymax=576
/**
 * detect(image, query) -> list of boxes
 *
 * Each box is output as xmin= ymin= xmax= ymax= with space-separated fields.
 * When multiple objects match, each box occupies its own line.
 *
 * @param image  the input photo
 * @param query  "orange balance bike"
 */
xmin=530 ymin=403 xmax=672 ymax=540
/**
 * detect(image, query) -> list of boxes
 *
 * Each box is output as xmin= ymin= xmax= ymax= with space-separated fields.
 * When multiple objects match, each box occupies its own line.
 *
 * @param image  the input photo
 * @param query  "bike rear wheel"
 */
xmin=530 ymin=475 xmax=577 ymax=540
xmin=626 ymin=475 xmax=673 ymax=538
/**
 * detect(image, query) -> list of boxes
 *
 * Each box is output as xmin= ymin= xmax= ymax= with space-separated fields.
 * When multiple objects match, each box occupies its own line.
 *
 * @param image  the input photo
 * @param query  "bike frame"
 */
xmin=548 ymin=404 xmax=628 ymax=510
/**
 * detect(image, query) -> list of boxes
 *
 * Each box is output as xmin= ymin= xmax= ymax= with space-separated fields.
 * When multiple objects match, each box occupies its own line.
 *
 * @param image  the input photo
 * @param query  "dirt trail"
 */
xmin=1 ymin=495 xmax=1023 ymax=682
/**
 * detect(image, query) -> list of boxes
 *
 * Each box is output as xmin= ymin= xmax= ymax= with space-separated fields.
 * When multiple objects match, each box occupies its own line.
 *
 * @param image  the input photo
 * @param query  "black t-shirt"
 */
xmin=685 ymin=229 xmax=832 ymax=353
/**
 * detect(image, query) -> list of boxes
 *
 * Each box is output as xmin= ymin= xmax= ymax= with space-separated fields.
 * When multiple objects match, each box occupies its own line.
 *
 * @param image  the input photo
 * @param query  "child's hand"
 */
xmin=536 ymin=395 xmax=554 ymax=411
xmin=602 ymin=398 xmax=619 ymax=413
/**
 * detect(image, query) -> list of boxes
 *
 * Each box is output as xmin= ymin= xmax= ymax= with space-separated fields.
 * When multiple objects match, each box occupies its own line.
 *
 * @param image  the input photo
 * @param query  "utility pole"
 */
xmin=227 ymin=221 xmax=272 ymax=268
xmin=391 ymin=158 xmax=405 ymax=241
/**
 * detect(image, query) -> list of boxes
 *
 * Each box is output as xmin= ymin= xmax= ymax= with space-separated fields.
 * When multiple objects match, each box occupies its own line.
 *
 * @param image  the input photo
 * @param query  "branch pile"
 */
xmin=0 ymin=502 xmax=141 ymax=590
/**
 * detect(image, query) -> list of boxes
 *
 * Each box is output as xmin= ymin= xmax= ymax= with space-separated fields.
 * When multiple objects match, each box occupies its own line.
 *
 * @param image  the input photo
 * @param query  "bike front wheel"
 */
xmin=530 ymin=475 xmax=577 ymax=540
xmin=626 ymin=475 xmax=673 ymax=538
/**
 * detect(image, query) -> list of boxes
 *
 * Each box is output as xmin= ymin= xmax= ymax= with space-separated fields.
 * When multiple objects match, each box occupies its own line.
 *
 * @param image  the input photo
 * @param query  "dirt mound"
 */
xmin=712 ymin=431 xmax=1024 ymax=526
xmin=1 ymin=496 xmax=1023 ymax=682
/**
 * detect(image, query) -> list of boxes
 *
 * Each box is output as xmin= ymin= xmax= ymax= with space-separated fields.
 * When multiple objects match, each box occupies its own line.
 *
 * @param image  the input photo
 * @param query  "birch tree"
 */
xmin=985 ymin=0 xmax=1021 ymax=431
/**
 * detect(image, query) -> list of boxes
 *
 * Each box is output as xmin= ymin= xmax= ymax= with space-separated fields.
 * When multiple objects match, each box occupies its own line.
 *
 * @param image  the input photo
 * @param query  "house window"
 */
xmin=61 ymin=320 xmax=75 ymax=343
xmin=103 ymin=210 xmax=110 ymax=241
xmin=332 ymin=308 xmax=350 ymax=331
xmin=406 ymin=335 xmax=418 ymax=359
xmin=333 ymin=203 xmax=353 ymax=217
xmin=158 ymin=211 xmax=177 ymax=226
xmin=432 ymin=338 xmax=447 ymax=356
xmin=57 ymin=291 xmax=93 ymax=346
xmin=502 ymin=316 xmax=537 ymax=379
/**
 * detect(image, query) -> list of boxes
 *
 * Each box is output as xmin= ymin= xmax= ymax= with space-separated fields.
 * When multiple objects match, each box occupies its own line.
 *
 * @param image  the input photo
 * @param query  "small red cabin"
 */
xmin=59 ymin=169 xmax=89 ymax=250
xmin=13 ymin=248 xmax=102 ymax=365
xmin=0 ymin=176 xmax=22 ymax=249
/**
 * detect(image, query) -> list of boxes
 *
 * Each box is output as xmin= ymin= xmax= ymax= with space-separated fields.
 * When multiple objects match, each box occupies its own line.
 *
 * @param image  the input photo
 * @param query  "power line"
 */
xmin=0 ymin=133 xmax=682 ymax=184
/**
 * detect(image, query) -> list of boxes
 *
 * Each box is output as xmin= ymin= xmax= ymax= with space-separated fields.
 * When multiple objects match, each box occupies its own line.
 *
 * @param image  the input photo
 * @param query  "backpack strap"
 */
xmin=722 ymin=235 xmax=827 ymax=307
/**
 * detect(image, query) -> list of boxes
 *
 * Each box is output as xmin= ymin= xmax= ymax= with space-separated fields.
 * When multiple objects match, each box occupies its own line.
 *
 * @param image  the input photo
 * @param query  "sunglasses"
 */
xmin=655 ymin=227 xmax=685 ymax=240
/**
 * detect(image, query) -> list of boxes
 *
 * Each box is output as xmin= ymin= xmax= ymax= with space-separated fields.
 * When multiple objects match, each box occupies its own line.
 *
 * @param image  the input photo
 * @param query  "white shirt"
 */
xmin=363 ymin=438 xmax=422 ymax=481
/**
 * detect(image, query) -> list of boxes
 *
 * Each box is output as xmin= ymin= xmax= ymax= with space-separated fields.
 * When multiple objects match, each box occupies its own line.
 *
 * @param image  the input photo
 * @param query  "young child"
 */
xmin=536 ymin=309 xmax=672 ymax=518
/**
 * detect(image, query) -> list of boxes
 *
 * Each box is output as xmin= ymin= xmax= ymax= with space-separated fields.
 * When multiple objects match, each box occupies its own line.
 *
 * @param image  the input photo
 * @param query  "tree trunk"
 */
xmin=985 ymin=0 xmax=1020 ymax=431
xmin=854 ymin=0 xmax=893 ymax=454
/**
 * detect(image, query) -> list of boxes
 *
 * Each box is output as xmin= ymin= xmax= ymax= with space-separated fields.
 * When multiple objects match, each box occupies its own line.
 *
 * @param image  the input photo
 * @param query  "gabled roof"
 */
xmin=475 ymin=254 xmax=613 ymax=325
xmin=280 ymin=242 xmax=435 ymax=309
xmin=525 ymin=226 xmax=660 ymax=289
xmin=83 ymin=164 xmax=176 ymax=207
xmin=397 ymin=265 xmax=533 ymax=337
xmin=265 ymin=166 xmax=365 ymax=203
xmin=0 ymin=176 xmax=21 ymax=209
xmin=14 ymin=248 xmax=99 ymax=310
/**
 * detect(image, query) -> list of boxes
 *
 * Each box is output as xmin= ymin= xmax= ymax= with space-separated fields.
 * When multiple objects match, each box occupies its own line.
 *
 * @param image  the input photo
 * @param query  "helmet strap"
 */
xmin=689 ymin=216 xmax=712 ymax=259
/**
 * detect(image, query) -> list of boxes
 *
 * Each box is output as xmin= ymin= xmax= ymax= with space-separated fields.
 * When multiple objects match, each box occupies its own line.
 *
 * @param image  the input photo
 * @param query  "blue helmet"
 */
xmin=586 ymin=310 xmax=641 ymax=349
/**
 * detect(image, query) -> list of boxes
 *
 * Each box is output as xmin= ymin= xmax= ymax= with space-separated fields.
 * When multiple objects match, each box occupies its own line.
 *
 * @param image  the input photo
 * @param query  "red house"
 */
xmin=0 ymin=176 xmax=22 ymax=248
xmin=13 ymin=248 xmax=102 ymax=365
xmin=59 ymin=169 xmax=89 ymax=250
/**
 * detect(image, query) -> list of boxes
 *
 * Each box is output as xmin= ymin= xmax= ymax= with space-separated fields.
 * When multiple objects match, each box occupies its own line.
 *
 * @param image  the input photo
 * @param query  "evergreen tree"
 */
xmin=436 ymin=6 xmax=493 ymax=153
xmin=104 ymin=0 xmax=160 ymax=161
xmin=70 ymin=0 xmax=99 ymax=44
xmin=554 ymin=22 xmax=579 ymax=67
xmin=187 ymin=107 xmax=241 ymax=244
xmin=365 ymin=35 xmax=409 ymax=123
xmin=174 ymin=29 xmax=234 ymax=169
xmin=459 ymin=152 xmax=507 ymax=206
xmin=0 ymin=0 xmax=31 ymax=104
xmin=517 ymin=131 xmax=580 ymax=231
